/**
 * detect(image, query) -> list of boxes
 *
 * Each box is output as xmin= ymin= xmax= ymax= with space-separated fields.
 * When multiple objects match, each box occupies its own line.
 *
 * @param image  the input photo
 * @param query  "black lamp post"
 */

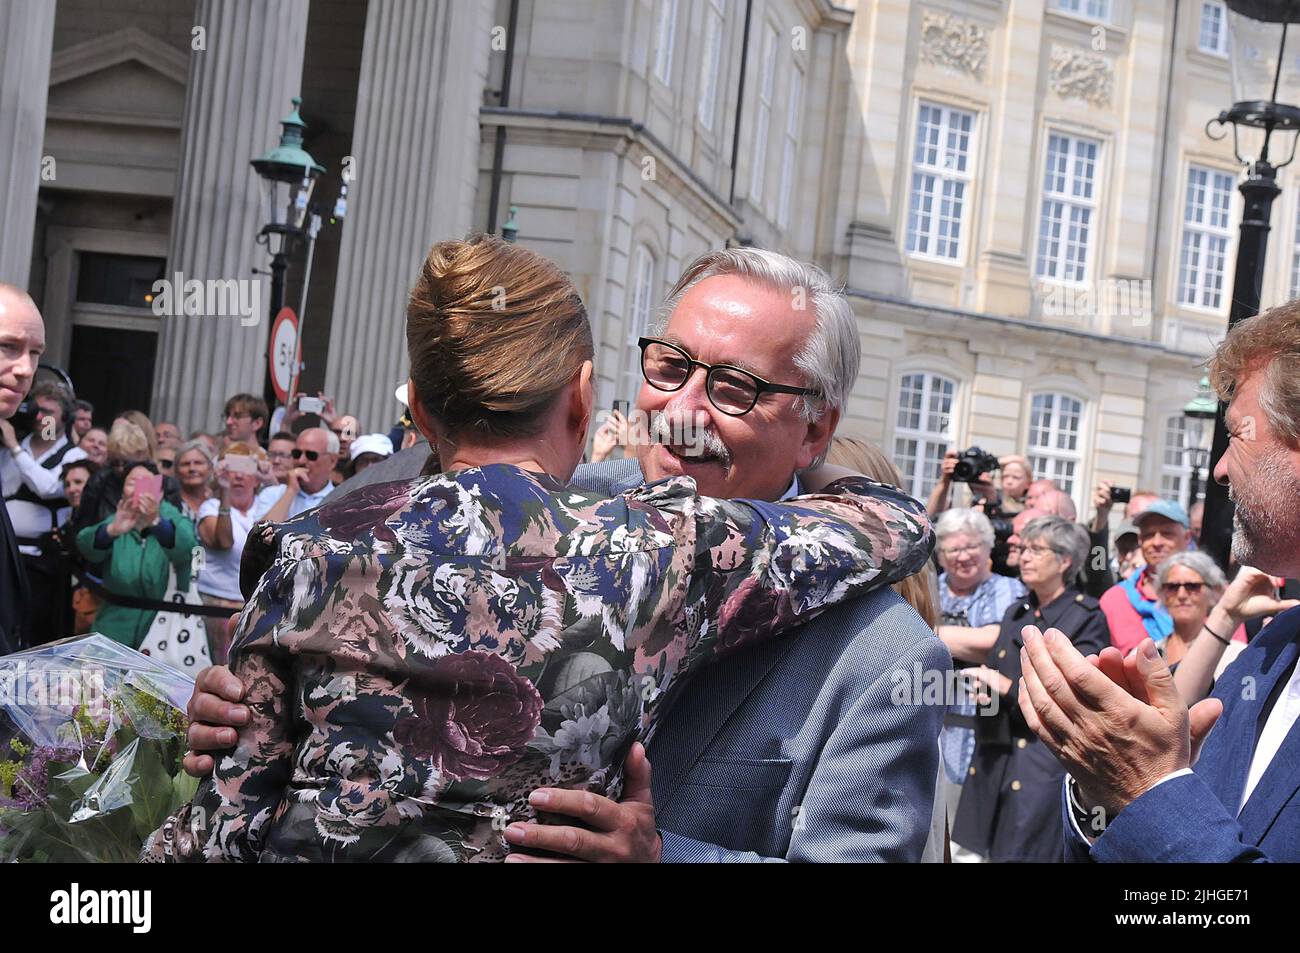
xmin=251 ymin=97 xmax=325 ymax=412
xmin=1183 ymin=377 xmax=1218 ymax=516
xmin=1200 ymin=1 xmax=1300 ymax=570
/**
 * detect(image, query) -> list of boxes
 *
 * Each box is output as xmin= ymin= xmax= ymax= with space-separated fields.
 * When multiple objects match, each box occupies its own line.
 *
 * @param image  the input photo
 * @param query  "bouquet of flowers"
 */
xmin=0 ymin=634 xmax=196 ymax=862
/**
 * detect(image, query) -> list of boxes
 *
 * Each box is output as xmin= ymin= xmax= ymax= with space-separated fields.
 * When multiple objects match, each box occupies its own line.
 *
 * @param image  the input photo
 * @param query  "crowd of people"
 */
xmin=0 ymin=374 xmax=408 ymax=664
xmin=2 ymin=231 xmax=1300 ymax=865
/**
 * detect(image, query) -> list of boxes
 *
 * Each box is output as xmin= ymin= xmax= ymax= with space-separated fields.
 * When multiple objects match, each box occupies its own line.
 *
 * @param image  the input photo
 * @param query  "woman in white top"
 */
xmin=197 ymin=441 xmax=263 ymax=663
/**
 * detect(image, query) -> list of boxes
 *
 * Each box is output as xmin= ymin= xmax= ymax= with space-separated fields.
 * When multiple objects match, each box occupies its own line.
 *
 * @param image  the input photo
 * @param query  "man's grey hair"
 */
xmin=655 ymin=247 xmax=860 ymax=429
xmin=1021 ymin=516 xmax=1091 ymax=585
xmin=313 ymin=426 xmax=340 ymax=456
xmin=1156 ymin=550 xmax=1228 ymax=594
xmin=935 ymin=507 xmax=995 ymax=551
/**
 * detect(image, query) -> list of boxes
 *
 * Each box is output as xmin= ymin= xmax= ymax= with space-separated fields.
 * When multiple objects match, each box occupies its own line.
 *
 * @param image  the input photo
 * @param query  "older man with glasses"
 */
xmin=181 ymin=246 xmax=949 ymax=864
xmin=250 ymin=427 xmax=338 ymax=524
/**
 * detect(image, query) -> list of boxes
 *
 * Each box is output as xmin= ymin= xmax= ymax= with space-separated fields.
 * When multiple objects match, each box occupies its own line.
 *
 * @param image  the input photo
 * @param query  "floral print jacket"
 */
xmin=144 ymin=464 xmax=933 ymax=862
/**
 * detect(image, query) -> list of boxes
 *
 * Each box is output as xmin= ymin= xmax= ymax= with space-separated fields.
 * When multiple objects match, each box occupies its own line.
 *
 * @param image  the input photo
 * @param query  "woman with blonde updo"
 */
xmin=148 ymin=235 xmax=934 ymax=863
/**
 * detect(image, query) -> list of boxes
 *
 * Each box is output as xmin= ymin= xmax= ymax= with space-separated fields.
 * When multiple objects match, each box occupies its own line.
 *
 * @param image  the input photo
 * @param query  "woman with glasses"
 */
xmin=931 ymin=508 xmax=1025 ymax=850
xmin=145 ymin=235 xmax=934 ymax=863
xmin=1154 ymin=553 xmax=1300 ymax=704
xmin=952 ymin=515 xmax=1109 ymax=862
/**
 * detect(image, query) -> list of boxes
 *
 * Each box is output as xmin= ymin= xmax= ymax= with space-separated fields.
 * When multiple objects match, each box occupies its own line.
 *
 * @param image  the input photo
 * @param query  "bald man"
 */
xmin=0 ymin=284 xmax=44 ymax=654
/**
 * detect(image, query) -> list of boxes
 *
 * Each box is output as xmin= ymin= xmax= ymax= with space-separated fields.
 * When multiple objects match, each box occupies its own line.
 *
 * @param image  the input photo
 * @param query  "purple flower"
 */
xmin=393 ymin=652 xmax=543 ymax=781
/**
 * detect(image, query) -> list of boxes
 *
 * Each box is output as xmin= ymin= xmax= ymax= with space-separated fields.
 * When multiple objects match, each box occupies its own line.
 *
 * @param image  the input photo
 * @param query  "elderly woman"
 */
xmin=195 ymin=442 xmax=265 ymax=663
xmin=933 ymin=508 xmax=1025 ymax=838
xmin=144 ymin=235 xmax=934 ymax=863
xmin=75 ymin=460 xmax=197 ymax=648
xmin=952 ymin=515 xmax=1110 ymax=862
xmin=174 ymin=439 xmax=215 ymax=522
xmin=1162 ymin=555 xmax=1300 ymax=704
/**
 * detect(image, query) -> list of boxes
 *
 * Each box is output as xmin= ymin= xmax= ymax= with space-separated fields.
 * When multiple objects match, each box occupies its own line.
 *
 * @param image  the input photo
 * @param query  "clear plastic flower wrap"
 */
xmin=0 ymin=634 xmax=196 ymax=862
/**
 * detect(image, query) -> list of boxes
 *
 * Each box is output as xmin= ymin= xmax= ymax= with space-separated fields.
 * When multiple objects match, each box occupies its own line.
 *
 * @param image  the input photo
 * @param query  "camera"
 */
xmin=1111 ymin=486 xmax=1132 ymax=504
xmin=952 ymin=446 xmax=1000 ymax=484
xmin=8 ymin=398 xmax=37 ymax=439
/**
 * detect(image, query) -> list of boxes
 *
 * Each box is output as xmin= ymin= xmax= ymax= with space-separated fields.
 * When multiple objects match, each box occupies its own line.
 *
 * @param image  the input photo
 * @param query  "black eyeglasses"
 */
xmin=638 ymin=337 xmax=819 ymax=417
xmin=291 ymin=449 xmax=320 ymax=462
xmin=1161 ymin=581 xmax=1205 ymax=596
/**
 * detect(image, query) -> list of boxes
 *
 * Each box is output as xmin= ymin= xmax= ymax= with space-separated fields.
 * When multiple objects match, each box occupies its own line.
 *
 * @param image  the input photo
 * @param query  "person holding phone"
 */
xmin=75 ymin=460 xmax=196 ymax=648
xmin=196 ymin=443 xmax=264 ymax=662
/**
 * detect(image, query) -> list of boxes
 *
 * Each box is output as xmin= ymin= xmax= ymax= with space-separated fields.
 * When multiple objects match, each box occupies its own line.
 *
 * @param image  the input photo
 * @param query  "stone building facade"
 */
xmin=0 ymin=0 xmax=1274 ymax=517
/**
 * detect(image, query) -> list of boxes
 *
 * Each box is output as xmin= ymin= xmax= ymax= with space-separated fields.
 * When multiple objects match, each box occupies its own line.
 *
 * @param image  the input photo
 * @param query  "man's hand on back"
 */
xmin=183 ymin=665 xmax=249 ymax=777
xmin=503 ymin=742 xmax=661 ymax=862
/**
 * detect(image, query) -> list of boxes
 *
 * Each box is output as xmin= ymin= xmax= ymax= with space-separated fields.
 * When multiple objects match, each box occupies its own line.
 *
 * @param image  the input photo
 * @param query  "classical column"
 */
xmin=0 ymin=0 xmax=56 ymax=288
xmin=324 ymin=0 xmax=494 ymax=433
xmin=151 ymin=0 xmax=309 ymax=434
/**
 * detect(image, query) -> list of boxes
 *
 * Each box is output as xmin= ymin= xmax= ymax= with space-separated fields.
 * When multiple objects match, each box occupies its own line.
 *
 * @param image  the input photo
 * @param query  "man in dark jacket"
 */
xmin=0 ymin=284 xmax=45 ymax=655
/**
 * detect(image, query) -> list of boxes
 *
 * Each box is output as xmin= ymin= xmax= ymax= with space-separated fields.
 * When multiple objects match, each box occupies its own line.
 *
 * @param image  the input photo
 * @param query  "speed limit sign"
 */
xmin=269 ymin=307 xmax=298 ymax=404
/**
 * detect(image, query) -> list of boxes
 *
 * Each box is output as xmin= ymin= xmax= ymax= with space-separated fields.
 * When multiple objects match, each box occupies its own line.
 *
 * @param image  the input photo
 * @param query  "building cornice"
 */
xmin=846 ymin=287 xmax=1211 ymax=366
xmin=480 ymin=106 xmax=742 ymax=230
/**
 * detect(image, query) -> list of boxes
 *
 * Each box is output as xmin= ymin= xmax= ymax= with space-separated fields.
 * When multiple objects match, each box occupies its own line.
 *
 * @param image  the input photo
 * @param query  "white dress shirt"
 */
xmin=1239 ymin=658 xmax=1300 ymax=812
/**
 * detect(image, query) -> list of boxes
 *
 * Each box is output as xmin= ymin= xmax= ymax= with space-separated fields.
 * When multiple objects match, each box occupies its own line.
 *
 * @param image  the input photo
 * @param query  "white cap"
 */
xmin=350 ymin=432 xmax=394 ymax=462
xmin=394 ymin=382 xmax=409 ymax=407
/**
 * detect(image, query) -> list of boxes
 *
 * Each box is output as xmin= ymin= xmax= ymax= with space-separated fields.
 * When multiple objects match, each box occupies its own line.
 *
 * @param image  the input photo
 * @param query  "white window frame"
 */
xmin=654 ymin=0 xmax=679 ymax=85
xmin=777 ymin=65 xmax=804 ymax=229
xmin=1048 ymin=0 xmax=1112 ymax=22
xmin=905 ymin=101 xmax=976 ymax=262
xmin=1160 ymin=415 xmax=1191 ymax=505
xmin=749 ymin=24 xmax=779 ymax=204
xmin=697 ymin=0 xmax=725 ymax=130
xmin=1198 ymin=1 xmax=1229 ymax=56
xmin=892 ymin=372 xmax=956 ymax=500
xmin=1177 ymin=164 xmax=1235 ymax=312
xmin=1036 ymin=131 xmax=1101 ymax=284
xmin=1027 ymin=392 xmax=1086 ymax=500
xmin=625 ymin=245 xmax=657 ymax=401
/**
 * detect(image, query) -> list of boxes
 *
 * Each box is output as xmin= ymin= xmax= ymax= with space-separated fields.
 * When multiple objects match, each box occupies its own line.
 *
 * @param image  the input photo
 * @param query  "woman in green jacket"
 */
xmin=76 ymin=461 xmax=197 ymax=648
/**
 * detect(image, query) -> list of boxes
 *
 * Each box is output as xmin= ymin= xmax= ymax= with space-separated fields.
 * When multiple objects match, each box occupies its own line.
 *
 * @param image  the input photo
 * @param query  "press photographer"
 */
xmin=929 ymin=447 xmax=1017 ymax=577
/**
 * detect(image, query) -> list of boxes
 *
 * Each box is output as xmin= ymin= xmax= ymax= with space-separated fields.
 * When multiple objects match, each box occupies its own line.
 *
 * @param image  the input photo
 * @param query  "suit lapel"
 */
xmin=651 ymin=635 xmax=800 ymax=810
xmin=1235 ymin=633 xmax=1300 ymax=843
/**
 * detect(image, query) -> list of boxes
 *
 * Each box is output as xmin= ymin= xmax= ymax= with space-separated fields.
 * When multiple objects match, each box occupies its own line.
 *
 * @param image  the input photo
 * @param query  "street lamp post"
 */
xmin=251 ymin=97 xmax=325 ymax=414
xmin=1184 ymin=377 xmax=1218 ymax=516
xmin=1200 ymin=2 xmax=1300 ymax=570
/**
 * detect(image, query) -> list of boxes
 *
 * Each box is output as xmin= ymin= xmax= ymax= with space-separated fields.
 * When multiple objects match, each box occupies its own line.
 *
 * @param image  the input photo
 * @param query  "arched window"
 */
xmin=893 ymin=372 xmax=955 ymax=498
xmin=1027 ymin=392 xmax=1085 ymax=498
xmin=624 ymin=245 xmax=657 ymax=402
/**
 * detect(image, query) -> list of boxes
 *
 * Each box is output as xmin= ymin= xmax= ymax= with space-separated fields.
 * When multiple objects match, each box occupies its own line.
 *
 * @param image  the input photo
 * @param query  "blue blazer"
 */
xmin=1069 ymin=605 xmax=1300 ymax=862
xmin=577 ymin=458 xmax=950 ymax=862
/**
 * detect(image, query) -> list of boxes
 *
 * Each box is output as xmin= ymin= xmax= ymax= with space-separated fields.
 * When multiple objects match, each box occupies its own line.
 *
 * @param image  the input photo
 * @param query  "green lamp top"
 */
xmin=252 ymin=96 xmax=325 ymax=179
xmin=1184 ymin=376 xmax=1219 ymax=419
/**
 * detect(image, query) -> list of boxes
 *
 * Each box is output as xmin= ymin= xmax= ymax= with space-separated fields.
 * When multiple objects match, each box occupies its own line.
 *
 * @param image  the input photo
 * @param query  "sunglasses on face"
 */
xmin=158 ymin=459 xmax=174 ymax=471
xmin=638 ymin=337 xmax=819 ymax=417
xmin=291 ymin=449 xmax=321 ymax=462
xmin=1161 ymin=581 xmax=1204 ymax=596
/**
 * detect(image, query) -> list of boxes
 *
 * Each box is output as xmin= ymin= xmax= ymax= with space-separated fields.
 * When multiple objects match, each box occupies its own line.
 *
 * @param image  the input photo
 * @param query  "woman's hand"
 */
xmin=1218 ymin=567 xmax=1300 ymax=624
xmin=590 ymin=411 xmax=624 ymax=462
xmin=134 ymin=490 xmax=161 ymax=528
xmin=962 ymin=665 xmax=1013 ymax=705
xmin=107 ymin=494 xmax=137 ymax=537
xmin=215 ymin=459 xmax=232 ymax=493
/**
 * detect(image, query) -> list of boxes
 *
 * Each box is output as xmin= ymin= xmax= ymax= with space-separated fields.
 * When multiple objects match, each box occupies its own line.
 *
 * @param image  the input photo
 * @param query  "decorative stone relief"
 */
xmin=919 ymin=9 xmax=988 ymax=80
xmin=1048 ymin=45 xmax=1113 ymax=108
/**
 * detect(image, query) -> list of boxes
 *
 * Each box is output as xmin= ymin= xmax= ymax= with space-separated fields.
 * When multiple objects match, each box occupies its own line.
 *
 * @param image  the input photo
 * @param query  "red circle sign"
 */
xmin=269 ymin=307 xmax=298 ymax=404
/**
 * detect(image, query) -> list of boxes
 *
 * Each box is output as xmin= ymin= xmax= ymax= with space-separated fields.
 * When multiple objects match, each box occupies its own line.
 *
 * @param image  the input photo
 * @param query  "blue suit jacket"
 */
xmin=332 ymin=451 xmax=949 ymax=861
xmin=1069 ymin=605 xmax=1300 ymax=862
xmin=577 ymin=458 xmax=949 ymax=862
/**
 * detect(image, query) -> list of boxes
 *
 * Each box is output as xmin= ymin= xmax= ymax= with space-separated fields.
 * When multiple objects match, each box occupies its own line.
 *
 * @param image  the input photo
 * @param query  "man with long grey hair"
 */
xmin=183 ymin=245 xmax=947 ymax=863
